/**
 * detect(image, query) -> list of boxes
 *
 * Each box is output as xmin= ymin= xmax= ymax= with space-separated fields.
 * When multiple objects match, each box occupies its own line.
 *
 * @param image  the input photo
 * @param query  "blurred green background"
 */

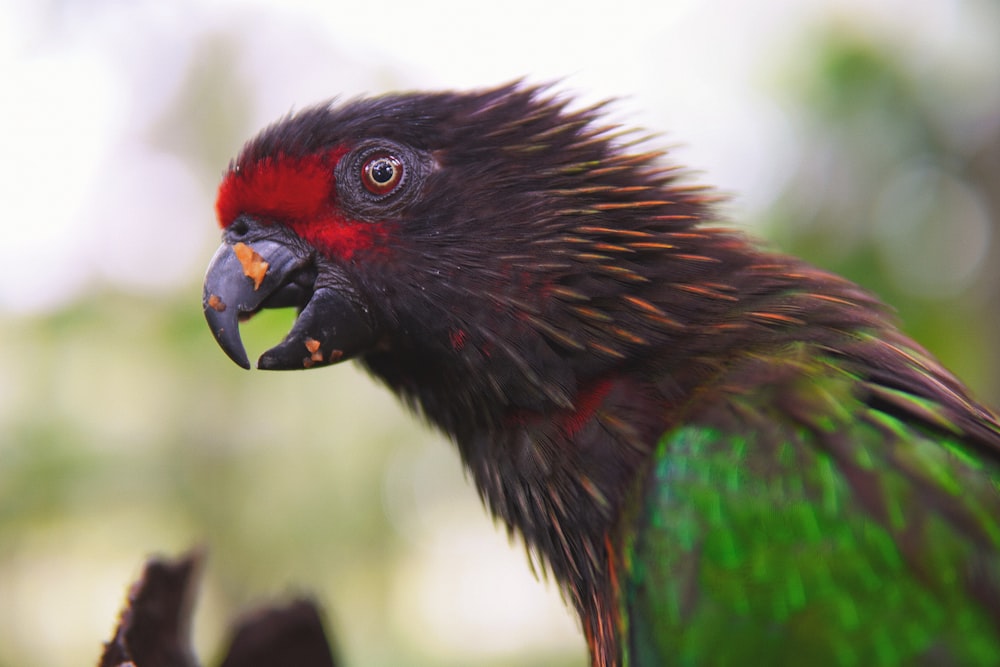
xmin=0 ymin=1 xmax=997 ymax=666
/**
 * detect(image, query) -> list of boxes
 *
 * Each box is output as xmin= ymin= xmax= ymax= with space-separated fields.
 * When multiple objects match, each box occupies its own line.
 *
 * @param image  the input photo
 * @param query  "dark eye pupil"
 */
xmin=361 ymin=152 xmax=403 ymax=195
xmin=370 ymin=159 xmax=395 ymax=183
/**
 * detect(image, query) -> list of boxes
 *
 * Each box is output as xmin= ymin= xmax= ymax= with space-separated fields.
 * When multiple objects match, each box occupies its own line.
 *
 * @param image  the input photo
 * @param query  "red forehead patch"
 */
xmin=215 ymin=148 xmax=347 ymax=228
xmin=215 ymin=147 xmax=387 ymax=261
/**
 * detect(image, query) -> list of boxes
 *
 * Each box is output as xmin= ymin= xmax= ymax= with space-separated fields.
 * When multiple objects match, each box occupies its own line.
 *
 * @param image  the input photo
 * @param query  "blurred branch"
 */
xmin=99 ymin=551 xmax=339 ymax=667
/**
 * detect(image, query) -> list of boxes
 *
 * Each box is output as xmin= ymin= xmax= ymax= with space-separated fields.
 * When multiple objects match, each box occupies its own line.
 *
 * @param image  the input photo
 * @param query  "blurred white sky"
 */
xmin=0 ymin=0 xmax=994 ymax=313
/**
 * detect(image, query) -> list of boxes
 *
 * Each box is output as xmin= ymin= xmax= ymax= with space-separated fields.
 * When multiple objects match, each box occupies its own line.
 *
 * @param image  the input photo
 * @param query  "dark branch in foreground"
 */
xmin=98 ymin=551 xmax=338 ymax=667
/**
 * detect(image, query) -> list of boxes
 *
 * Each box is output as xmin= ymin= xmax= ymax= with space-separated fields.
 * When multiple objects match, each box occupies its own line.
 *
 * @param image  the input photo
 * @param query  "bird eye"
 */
xmin=361 ymin=153 xmax=403 ymax=195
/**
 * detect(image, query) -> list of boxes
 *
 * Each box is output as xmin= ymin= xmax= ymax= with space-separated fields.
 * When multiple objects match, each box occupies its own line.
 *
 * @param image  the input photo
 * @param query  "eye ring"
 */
xmin=361 ymin=153 xmax=403 ymax=195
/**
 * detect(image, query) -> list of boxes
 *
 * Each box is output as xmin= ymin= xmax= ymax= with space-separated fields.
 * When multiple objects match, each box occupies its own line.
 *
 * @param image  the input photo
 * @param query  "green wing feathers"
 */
xmin=620 ymin=346 xmax=1000 ymax=666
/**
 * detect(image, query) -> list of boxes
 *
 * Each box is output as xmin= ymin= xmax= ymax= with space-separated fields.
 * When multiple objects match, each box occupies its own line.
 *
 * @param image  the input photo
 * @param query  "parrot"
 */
xmin=202 ymin=83 xmax=1000 ymax=666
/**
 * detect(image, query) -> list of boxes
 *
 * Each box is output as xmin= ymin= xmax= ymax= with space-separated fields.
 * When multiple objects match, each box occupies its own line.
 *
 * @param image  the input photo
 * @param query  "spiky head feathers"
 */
xmin=214 ymin=85 xmax=741 ymax=425
xmin=217 ymin=84 xmax=700 ymax=254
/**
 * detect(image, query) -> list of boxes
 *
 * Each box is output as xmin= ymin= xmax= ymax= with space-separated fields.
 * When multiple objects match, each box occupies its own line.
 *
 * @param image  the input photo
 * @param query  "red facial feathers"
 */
xmin=215 ymin=148 xmax=387 ymax=261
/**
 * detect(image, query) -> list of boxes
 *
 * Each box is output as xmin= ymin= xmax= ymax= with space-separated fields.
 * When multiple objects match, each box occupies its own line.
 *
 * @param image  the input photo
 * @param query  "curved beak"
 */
xmin=202 ymin=220 xmax=375 ymax=370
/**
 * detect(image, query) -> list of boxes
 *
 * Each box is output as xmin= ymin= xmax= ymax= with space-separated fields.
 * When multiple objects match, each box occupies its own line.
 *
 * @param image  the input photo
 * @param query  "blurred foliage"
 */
xmin=0 ymin=290 xmax=582 ymax=667
xmin=764 ymin=24 xmax=1000 ymax=404
xmin=1 ymin=12 xmax=998 ymax=667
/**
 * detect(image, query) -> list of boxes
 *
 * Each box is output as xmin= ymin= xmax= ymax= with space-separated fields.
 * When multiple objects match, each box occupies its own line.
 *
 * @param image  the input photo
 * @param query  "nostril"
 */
xmin=230 ymin=217 xmax=250 ymax=238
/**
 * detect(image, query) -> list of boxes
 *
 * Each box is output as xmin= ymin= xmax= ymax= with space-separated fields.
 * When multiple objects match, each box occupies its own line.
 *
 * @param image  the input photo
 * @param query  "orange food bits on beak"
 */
xmin=233 ymin=242 xmax=269 ymax=291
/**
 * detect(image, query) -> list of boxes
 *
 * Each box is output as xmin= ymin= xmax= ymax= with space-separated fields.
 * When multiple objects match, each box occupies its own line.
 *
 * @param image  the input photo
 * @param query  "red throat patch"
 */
xmin=215 ymin=147 xmax=388 ymax=261
xmin=563 ymin=377 xmax=614 ymax=438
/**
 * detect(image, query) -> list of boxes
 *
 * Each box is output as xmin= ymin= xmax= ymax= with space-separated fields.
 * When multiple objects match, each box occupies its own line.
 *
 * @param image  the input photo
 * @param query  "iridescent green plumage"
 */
xmin=621 ymin=344 xmax=1000 ymax=666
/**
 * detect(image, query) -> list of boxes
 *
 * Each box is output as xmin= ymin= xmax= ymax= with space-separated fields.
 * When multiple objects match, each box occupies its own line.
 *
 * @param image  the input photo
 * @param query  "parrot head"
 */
xmin=203 ymin=83 xmax=722 ymax=432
